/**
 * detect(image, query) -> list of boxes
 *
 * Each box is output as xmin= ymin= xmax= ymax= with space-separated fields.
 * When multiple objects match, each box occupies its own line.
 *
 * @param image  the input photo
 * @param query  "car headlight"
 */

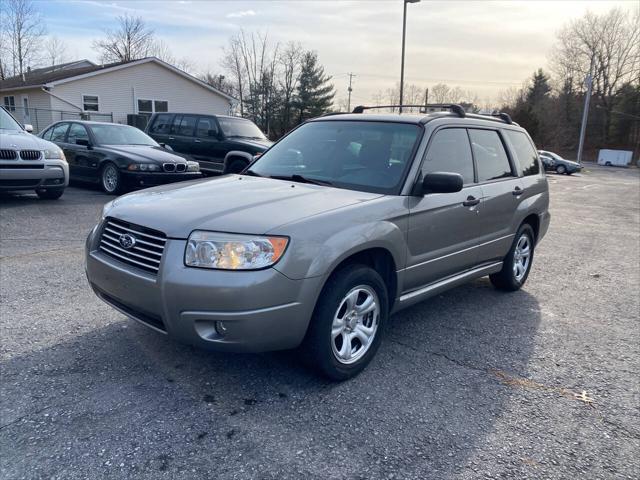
xmin=127 ymin=163 xmax=161 ymax=172
xmin=185 ymin=231 xmax=288 ymax=270
xmin=44 ymin=147 xmax=65 ymax=161
xmin=187 ymin=161 xmax=200 ymax=172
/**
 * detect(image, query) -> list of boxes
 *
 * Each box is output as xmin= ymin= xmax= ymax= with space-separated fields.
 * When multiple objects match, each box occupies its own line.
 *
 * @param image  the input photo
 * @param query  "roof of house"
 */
xmin=0 ymin=57 xmax=236 ymax=102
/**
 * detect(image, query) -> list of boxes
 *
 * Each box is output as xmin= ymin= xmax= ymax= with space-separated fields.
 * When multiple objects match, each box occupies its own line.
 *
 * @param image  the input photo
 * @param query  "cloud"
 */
xmin=226 ymin=10 xmax=256 ymax=19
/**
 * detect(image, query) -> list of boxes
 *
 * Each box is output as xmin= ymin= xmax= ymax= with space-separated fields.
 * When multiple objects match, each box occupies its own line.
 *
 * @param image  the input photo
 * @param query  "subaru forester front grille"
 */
xmin=99 ymin=218 xmax=166 ymax=274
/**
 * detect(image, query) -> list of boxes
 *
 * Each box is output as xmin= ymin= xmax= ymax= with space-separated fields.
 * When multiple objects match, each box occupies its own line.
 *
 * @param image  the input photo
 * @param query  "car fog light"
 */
xmin=215 ymin=321 xmax=227 ymax=336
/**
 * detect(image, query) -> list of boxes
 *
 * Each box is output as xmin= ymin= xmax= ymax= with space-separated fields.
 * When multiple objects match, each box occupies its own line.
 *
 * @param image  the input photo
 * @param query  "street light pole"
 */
xmin=399 ymin=0 xmax=420 ymax=114
xmin=576 ymin=56 xmax=594 ymax=165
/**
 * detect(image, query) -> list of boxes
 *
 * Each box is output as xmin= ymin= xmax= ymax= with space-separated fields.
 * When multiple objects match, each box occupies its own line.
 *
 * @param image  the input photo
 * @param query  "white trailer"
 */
xmin=597 ymin=149 xmax=633 ymax=167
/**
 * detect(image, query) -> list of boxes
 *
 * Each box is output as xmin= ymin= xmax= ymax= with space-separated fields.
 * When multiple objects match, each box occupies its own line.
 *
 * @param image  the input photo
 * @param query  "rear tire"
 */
xmin=490 ymin=224 xmax=535 ymax=291
xmin=302 ymin=264 xmax=388 ymax=381
xmin=35 ymin=188 xmax=64 ymax=200
xmin=226 ymin=159 xmax=247 ymax=174
xmin=101 ymin=162 xmax=122 ymax=194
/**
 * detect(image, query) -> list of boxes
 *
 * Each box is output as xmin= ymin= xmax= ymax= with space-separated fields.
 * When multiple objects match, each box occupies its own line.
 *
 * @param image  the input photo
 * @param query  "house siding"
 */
xmin=2 ymin=88 xmax=56 ymax=132
xmin=49 ymin=62 xmax=232 ymax=125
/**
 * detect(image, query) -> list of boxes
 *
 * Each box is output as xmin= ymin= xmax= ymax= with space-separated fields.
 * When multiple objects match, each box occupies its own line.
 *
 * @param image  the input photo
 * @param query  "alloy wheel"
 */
xmin=513 ymin=234 xmax=531 ymax=282
xmin=102 ymin=165 xmax=118 ymax=193
xmin=331 ymin=285 xmax=380 ymax=365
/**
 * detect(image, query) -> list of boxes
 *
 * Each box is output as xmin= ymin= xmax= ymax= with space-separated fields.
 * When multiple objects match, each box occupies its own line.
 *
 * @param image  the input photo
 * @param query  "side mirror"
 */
xmin=24 ymin=124 xmax=34 ymax=133
xmin=421 ymin=172 xmax=464 ymax=194
xmin=76 ymin=138 xmax=92 ymax=148
xmin=159 ymin=143 xmax=173 ymax=151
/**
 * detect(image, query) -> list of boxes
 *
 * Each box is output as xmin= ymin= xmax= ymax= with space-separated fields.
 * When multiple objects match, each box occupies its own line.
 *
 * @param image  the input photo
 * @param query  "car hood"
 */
xmin=103 ymin=145 xmax=188 ymax=164
xmin=1 ymin=130 xmax=57 ymax=150
xmin=106 ymin=175 xmax=383 ymax=238
xmin=228 ymin=138 xmax=273 ymax=151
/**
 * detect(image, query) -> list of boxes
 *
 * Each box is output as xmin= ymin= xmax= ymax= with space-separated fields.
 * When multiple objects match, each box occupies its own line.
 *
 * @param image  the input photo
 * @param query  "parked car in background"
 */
xmin=40 ymin=121 xmax=201 ymax=194
xmin=86 ymin=105 xmax=550 ymax=380
xmin=0 ymin=106 xmax=68 ymax=199
xmin=538 ymin=150 xmax=582 ymax=175
xmin=145 ymin=113 xmax=272 ymax=175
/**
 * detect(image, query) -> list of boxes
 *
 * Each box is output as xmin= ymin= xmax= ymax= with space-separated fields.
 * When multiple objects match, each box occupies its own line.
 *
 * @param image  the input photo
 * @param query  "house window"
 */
xmin=3 ymin=96 xmax=16 ymax=112
xmin=137 ymin=99 xmax=168 ymax=116
xmin=82 ymin=95 xmax=99 ymax=112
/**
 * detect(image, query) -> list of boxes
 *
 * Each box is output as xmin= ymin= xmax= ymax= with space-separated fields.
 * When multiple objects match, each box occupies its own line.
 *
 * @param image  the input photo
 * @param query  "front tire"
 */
xmin=302 ymin=265 xmax=388 ymax=381
xmin=490 ymin=224 xmax=535 ymax=291
xmin=101 ymin=162 xmax=122 ymax=194
xmin=35 ymin=188 xmax=64 ymax=200
xmin=556 ymin=164 xmax=567 ymax=175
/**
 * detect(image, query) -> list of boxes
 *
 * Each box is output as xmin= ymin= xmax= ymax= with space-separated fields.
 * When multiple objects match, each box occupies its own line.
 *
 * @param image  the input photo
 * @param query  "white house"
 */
xmin=0 ymin=57 xmax=236 ymax=132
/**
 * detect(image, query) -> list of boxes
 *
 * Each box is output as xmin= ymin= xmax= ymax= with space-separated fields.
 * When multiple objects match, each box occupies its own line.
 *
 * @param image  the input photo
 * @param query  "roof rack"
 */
xmin=352 ymin=104 xmax=466 ymax=118
xmin=490 ymin=112 xmax=513 ymax=124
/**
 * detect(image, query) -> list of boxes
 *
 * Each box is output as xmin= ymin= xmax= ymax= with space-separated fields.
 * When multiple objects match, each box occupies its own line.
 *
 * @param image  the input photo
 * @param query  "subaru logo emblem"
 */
xmin=118 ymin=233 xmax=136 ymax=249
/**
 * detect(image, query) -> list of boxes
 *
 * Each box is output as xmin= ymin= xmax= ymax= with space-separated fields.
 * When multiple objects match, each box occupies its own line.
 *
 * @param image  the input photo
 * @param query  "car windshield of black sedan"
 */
xmin=248 ymin=120 xmax=421 ymax=194
xmin=90 ymin=124 xmax=158 ymax=146
xmin=218 ymin=117 xmax=266 ymax=140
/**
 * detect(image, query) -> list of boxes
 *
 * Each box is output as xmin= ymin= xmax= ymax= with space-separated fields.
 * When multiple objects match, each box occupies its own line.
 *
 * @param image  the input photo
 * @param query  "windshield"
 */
xmin=218 ymin=117 xmax=266 ymax=140
xmin=0 ymin=108 xmax=23 ymax=131
xmin=90 ymin=124 xmax=158 ymax=146
xmin=248 ymin=120 xmax=422 ymax=194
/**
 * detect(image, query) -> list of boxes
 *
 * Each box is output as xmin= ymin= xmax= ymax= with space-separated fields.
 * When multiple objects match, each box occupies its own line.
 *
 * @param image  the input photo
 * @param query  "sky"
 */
xmin=38 ymin=0 xmax=637 ymax=106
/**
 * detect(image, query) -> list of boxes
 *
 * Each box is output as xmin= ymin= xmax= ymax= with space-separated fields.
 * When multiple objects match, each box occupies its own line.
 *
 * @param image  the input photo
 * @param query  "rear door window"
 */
xmin=67 ymin=123 xmax=89 ymax=144
xmin=149 ymin=114 xmax=173 ymax=134
xmin=171 ymin=115 xmax=197 ymax=136
xmin=504 ymin=130 xmax=540 ymax=176
xmin=422 ymin=128 xmax=474 ymax=184
xmin=468 ymin=129 xmax=513 ymax=182
xmin=49 ymin=123 xmax=69 ymax=143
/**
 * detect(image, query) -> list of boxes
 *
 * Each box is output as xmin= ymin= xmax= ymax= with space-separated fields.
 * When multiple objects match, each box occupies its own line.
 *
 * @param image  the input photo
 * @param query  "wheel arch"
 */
xmin=520 ymin=214 xmax=540 ymax=242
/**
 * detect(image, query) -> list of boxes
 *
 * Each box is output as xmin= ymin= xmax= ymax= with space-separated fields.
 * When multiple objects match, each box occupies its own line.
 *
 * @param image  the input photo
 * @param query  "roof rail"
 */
xmin=490 ymin=112 xmax=513 ymax=124
xmin=352 ymin=104 xmax=466 ymax=118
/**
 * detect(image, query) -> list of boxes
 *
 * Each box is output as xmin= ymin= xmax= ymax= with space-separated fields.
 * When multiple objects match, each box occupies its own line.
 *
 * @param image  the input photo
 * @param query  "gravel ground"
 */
xmin=1 ymin=165 xmax=639 ymax=479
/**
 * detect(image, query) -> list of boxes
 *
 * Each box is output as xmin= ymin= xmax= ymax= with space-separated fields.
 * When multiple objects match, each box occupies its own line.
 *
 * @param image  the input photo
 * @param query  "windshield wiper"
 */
xmin=243 ymin=169 xmax=262 ymax=177
xmin=269 ymin=174 xmax=332 ymax=186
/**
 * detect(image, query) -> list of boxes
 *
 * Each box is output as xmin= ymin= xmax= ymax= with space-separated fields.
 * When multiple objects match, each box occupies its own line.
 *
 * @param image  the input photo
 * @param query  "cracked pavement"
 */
xmin=1 ymin=165 xmax=639 ymax=479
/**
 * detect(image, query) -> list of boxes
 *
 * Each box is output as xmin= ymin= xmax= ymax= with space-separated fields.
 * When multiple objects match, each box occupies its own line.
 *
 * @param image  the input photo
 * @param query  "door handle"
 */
xmin=194 ymin=139 xmax=201 ymax=143
xmin=168 ymin=137 xmax=175 ymax=140
xmin=463 ymin=196 xmax=480 ymax=207
xmin=512 ymin=187 xmax=524 ymax=196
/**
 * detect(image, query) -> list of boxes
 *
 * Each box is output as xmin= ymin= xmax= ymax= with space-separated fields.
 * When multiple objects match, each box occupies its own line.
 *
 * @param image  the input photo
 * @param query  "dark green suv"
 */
xmin=145 ymin=113 xmax=272 ymax=175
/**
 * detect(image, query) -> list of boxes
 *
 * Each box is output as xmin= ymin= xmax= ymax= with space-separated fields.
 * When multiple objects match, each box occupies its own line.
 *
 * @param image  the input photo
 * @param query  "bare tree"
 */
xmin=222 ymin=33 xmax=247 ymax=115
xmin=277 ymin=41 xmax=302 ymax=134
xmin=44 ymin=36 xmax=67 ymax=66
xmin=2 ymin=0 xmax=46 ymax=77
xmin=149 ymin=38 xmax=175 ymax=64
xmin=92 ymin=14 xmax=155 ymax=63
xmin=551 ymin=7 xmax=640 ymax=141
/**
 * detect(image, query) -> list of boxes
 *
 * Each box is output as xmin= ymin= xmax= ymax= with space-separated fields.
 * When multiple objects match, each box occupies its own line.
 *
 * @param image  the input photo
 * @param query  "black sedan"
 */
xmin=538 ymin=150 xmax=582 ymax=175
xmin=40 ymin=120 xmax=201 ymax=194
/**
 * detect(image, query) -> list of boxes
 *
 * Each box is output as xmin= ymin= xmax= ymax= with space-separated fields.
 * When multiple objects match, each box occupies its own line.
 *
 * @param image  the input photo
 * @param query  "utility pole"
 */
xmin=347 ymin=73 xmax=355 ymax=112
xmin=577 ymin=57 xmax=594 ymax=165
xmin=399 ymin=0 xmax=421 ymax=114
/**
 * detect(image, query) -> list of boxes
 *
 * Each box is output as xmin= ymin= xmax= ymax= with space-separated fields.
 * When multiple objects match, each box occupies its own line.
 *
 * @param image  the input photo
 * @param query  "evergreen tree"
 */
xmin=294 ymin=51 xmax=335 ymax=122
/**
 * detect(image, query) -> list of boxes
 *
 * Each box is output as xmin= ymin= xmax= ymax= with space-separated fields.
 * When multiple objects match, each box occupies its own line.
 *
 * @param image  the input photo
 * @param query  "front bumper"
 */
xmin=121 ymin=171 xmax=202 ymax=189
xmin=0 ymin=159 xmax=69 ymax=191
xmin=85 ymin=225 xmax=324 ymax=352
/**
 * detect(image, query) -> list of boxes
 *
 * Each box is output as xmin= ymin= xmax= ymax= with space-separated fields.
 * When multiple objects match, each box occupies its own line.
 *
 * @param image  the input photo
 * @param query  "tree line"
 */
xmin=499 ymin=8 xmax=639 ymax=160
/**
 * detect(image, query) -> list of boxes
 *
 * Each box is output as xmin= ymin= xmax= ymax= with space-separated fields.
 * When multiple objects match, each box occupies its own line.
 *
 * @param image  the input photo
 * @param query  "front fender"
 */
xmin=273 ymin=219 xmax=407 ymax=281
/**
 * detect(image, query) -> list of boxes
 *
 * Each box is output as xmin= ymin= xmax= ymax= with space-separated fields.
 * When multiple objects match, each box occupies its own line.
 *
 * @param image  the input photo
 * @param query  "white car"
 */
xmin=0 ymin=107 xmax=69 ymax=199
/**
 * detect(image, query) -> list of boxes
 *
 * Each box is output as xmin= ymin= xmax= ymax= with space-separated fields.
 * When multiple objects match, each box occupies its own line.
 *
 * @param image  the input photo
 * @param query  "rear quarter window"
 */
xmin=505 ymin=130 xmax=540 ymax=176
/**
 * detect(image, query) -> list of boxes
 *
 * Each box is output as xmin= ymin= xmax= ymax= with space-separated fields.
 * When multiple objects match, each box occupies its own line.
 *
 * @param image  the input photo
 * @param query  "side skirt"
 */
xmin=393 ymin=262 xmax=503 ymax=312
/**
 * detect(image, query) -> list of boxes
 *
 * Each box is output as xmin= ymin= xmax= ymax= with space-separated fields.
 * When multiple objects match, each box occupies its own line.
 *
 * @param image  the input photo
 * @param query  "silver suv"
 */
xmin=0 ymin=107 xmax=69 ymax=199
xmin=85 ymin=105 xmax=550 ymax=380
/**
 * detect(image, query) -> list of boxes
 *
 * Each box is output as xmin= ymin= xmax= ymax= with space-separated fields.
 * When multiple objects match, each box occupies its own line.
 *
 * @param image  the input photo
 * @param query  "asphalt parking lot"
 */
xmin=1 ymin=165 xmax=639 ymax=479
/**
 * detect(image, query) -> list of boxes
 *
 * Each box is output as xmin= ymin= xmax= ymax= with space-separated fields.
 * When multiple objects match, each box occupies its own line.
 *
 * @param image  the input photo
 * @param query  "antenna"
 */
xmin=347 ymin=73 xmax=356 ymax=112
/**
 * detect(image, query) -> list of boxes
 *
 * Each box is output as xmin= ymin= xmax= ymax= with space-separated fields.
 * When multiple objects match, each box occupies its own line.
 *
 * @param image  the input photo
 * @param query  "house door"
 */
xmin=21 ymin=96 xmax=30 ymax=124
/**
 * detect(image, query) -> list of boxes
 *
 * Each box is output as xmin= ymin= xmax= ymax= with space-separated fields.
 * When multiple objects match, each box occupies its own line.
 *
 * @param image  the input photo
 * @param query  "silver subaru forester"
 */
xmin=86 ymin=106 xmax=550 ymax=380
